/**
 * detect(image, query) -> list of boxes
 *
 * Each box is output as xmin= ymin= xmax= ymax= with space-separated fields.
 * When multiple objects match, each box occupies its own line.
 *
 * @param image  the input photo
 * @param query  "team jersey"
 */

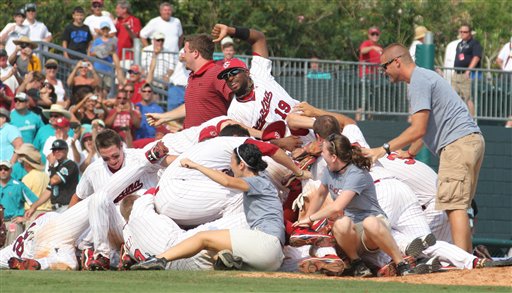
xmin=75 ymin=148 xmax=160 ymax=200
xmin=227 ymin=56 xmax=300 ymax=130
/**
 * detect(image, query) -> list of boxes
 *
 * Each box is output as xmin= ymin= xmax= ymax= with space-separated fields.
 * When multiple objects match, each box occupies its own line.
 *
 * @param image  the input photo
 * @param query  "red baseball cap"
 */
xmin=198 ymin=125 xmax=219 ymax=142
xmin=261 ymin=121 xmax=286 ymax=141
xmin=54 ymin=117 xmax=70 ymax=128
xmin=368 ymin=27 xmax=381 ymax=34
xmin=217 ymin=58 xmax=248 ymax=80
xmin=129 ymin=64 xmax=141 ymax=74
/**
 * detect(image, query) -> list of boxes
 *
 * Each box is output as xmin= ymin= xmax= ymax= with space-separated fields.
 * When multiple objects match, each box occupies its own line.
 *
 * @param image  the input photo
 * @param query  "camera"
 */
xmin=82 ymin=62 xmax=88 ymax=67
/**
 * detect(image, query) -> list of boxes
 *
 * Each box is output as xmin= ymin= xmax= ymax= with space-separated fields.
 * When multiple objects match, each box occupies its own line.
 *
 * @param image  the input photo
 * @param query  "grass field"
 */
xmin=1 ymin=270 xmax=510 ymax=293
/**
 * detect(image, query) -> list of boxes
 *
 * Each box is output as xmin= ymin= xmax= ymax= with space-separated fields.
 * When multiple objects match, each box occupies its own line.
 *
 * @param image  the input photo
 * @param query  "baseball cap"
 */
xmin=152 ymin=31 xmax=165 ymax=40
xmin=24 ymin=3 xmax=36 ymax=11
xmin=14 ymin=8 xmax=26 ymax=17
xmin=92 ymin=119 xmax=105 ymax=128
xmin=368 ymin=27 xmax=380 ymax=34
xmin=0 ymin=49 xmax=7 ymax=58
xmin=81 ymin=132 xmax=93 ymax=143
xmin=216 ymin=58 xmax=248 ymax=80
xmin=54 ymin=117 xmax=70 ymax=128
xmin=0 ymin=107 xmax=11 ymax=122
xmin=50 ymin=139 xmax=69 ymax=150
xmin=198 ymin=126 xmax=219 ymax=142
xmin=100 ymin=21 xmax=110 ymax=30
xmin=221 ymin=36 xmax=234 ymax=47
xmin=15 ymin=92 xmax=28 ymax=101
xmin=0 ymin=161 xmax=12 ymax=169
xmin=261 ymin=121 xmax=286 ymax=141
xmin=129 ymin=64 xmax=141 ymax=74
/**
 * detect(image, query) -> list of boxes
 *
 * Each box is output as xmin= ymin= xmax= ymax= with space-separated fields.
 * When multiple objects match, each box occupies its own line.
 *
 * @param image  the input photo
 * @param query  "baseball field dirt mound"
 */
xmin=236 ymin=267 xmax=512 ymax=287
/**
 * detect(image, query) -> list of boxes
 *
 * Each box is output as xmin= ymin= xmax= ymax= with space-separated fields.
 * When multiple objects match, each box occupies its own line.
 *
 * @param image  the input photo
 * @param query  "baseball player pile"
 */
xmin=2 ymin=23 xmax=511 ymax=277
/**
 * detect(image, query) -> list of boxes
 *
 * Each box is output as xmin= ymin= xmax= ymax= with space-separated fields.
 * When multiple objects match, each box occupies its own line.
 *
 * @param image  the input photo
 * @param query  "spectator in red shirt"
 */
xmin=104 ymin=89 xmax=141 ymax=143
xmin=114 ymin=0 xmax=141 ymax=61
xmin=146 ymin=34 xmax=231 ymax=129
xmin=358 ymin=26 xmax=383 ymax=78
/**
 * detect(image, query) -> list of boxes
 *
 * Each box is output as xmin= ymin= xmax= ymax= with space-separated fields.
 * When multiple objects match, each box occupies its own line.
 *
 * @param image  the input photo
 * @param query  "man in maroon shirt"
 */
xmin=146 ymin=34 xmax=231 ymax=129
xmin=114 ymin=0 xmax=141 ymax=61
xmin=358 ymin=26 xmax=383 ymax=78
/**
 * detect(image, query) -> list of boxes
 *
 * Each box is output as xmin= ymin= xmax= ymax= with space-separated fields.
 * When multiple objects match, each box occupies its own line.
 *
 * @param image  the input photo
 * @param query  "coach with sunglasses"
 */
xmin=358 ymin=26 xmax=383 ymax=78
xmin=365 ymin=43 xmax=484 ymax=254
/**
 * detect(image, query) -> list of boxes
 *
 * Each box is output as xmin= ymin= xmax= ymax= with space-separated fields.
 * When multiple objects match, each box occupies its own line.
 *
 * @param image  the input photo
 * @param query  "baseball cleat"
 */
xmin=130 ymin=256 xmax=167 ymax=270
xmin=474 ymin=257 xmax=512 ymax=269
xmin=405 ymin=233 xmax=436 ymax=257
xmin=377 ymin=256 xmax=416 ymax=277
xmin=8 ymin=257 xmax=41 ymax=270
xmin=80 ymin=248 xmax=94 ymax=271
xmin=349 ymin=258 xmax=373 ymax=278
xmin=89 ymin=254 xmax=110 ymax=271
xmin=412 ymin=256 xmax=442 ymax=274
xmin=289 ymin=227 xmax=337 ymax=247
xmin=119 ymin=245 xmax=136 ymax=271
xmin=214 ymin=250 xmax=243 ymax=270
xmin=299 ymin=255 xmax=345 ymax=276
xmin=145 ymin=141 xmax=169 ymax=163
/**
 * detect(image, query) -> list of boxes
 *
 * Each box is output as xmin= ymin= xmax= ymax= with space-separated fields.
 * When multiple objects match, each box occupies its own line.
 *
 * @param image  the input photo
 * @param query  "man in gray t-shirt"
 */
xmin=365 ymin=43 xmax=485 ymax=254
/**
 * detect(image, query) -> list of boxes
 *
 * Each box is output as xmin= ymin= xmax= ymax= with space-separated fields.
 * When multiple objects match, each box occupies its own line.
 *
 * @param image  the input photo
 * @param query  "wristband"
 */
xmin=233 ymin=27 xmax=250 ymax=41
xmin=407 ymin=150 xmax=415 ymax=158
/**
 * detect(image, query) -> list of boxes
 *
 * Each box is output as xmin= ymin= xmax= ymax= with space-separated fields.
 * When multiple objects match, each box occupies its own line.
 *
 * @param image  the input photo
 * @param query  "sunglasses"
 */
xmin=49 ymin=114 xmax=62 ymax=118
xmin=141 ymin=90 xmax=152 ymax=93
xmin=117 ymin=96 xmax=128 ymax=100
xmin=92 ymin=3 xmax=103 ymax=8
xmin=459 ymin=30 xmax=470 ymax=34
xmin=26 ymin=8 xmax=36 ymax=12
xmin=155 ymin=39 xmax=165 ymax=42
xmin=370 ymin=32 xmax=380 ymax=36
xmin=20 ymin=43 xmax=30 ymax=49
xmin=0 ymin=166 xmax=10 ymax=171
xmin=380 ymin=54 xmax=404 ymax=71
xmin=46 ymin=65 xmax=58 ymax=70
xmin=221 ymin=68 xmax=243 ymax=80
xmin=124 ymin=89 xmax=134 ymax=93
xmin=14 ymin=98 xmax=27 ymax=103
xmin=128 ymin=70 xmax=140 ymax=75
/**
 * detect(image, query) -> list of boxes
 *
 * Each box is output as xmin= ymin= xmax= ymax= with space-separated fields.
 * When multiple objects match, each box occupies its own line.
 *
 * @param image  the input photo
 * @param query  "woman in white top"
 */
xmin=44 ymin=59 xmax=69 ymax=108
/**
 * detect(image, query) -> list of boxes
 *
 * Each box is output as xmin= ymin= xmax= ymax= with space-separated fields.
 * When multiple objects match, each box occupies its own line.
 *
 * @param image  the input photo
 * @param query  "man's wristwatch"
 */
xmin=382 ymin=143 xmax=391 ymax=155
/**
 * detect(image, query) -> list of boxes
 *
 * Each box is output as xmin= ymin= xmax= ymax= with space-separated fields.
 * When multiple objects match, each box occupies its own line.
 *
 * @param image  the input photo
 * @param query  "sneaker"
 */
xmin=311 ymin=218 xmax=333 ymax=235
xmin=89 ymin=254 xmax=110 ymax=271
xmin=377 ymin=256 xmax=416 ymax=277
xmin=405 ymin=233 xmax=436 ymax=257
xmin=8 ymin=257 xmax=41 ymax=270
xmin=145 ymin=141 xmax=169 ymax=163
xmin=396 ymin=260 xmax=414 ymax=276
xmin=350 ymin=259 xmax=373 ymax=278
xmin=80 ymin=248 xmax=94 ymax=271
xmin=299 ymin=255 xmax=345 ymax=276
xmin=289 ymin=227 xmax=337 ymax=247
xmin=119 ymin=245 xmax=136 ymax=271
xmin=214 ymin=250 xmax=243 ymax=270
xmin=412 ymin=256 xmax=441 ymax=274
xmin=473 ymin=257 xmax=512 ymax=269
xmin=130 ymin=256 xmax=167 ymax=270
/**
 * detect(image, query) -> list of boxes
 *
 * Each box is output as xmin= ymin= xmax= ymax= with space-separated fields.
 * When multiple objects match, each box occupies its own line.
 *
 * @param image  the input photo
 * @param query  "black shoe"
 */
xmin=405 ymin=233 xmax=436 ymax=257
xmin=396 ymin=260 xmax=413 ymax=276
xmin=413 ymin=256 xmax=442 ymax=274
xmin=130 ymin=256 xmax=167 ymax=270
xmin=214 ymin=250 xmax=243 ymax=270
xmin=350 ymin=259 xmax=373 ymax=277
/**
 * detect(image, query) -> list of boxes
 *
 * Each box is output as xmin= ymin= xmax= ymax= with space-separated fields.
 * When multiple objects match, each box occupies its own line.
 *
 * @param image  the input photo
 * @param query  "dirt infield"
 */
xmin=237 ymin=267 xmax=512 ymax=287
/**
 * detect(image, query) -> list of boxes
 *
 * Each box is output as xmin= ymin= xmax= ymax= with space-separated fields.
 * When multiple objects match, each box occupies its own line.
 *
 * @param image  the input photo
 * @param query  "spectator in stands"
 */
xmin=14 ymin=143 xmax=51 ymax=221
xmin=73 ymin=131 xmax=98 ymax=173
xmin=90 ymin=22 xmax=117 ymax=74
xmin=452 ymin=24 xmax=481 ymax=117
xmin=409 ymin=26 xmax=428 ymax=61
xmin=216 ymin=36 xmax=236 ymax=63
xmin=0 ymin=9 xmax=29 ymax=57
xmin=0 ymin=49 xmax=19 ymax=94
xmin=9 ymin=92 xmax=43 ymax=144
xmin=26 ymin=139 xmax=79 ymax=214
xmin=307 ymin=56 xmax=332 ymax=80
xmin=135 ymin=83 xmax=163 ymax=139
xmin=358 ymin=26 xmax=383 ymax=78
xmin=16 ymin=71 xmax=44 ymax=97
xmin=0 ymin=108 xmax=23 ymax=165
xmin=66 ymin=60 xmax=101 ymax=104
xmin=70 ymin=87 xmax=107 ymax=125
xmin=443 ymin=33 xmax=461 ymax=86
xmin=140 ymin=2 xmax=183 ymax=53
xmin=8 ymin=36 xmax=40 ymax=78
xmin=41 ymin=117 xmax=77 ymax=173
xmin=141 ymin=31 xmax=176 ymax=83
xmin=113 ymin=52 xmax=153 ymax=104
xmin=167 ymin=48 xmax=189 ymax=111
xmin=105 ymin=89 xmax=141 ymax=142
xmin=145 ymin=34 xmax=232 ymax=129
xmin=38 ymin=81 xmax=58 ymax=111
xmin=62 ymin=6 xmax=93 ymax=60
xmin=0 ymin=81 xmax=15 ymax=112
xmin=33 ymin=104 xmax=72 ymax=153
xmin=496 ymin=37 xmax=512 ymax=72
xmin=84 ymin=0 xmax=117 ymax=39
xmin=23 ymin=3 xmax=52 ymax=54
xmin=115 ymin=0 xmax=141 ymax=63
xmin=0 ymin=161 xmax=38 ymax=248
xmin=44 ymin=59 xmax=69 ymax=108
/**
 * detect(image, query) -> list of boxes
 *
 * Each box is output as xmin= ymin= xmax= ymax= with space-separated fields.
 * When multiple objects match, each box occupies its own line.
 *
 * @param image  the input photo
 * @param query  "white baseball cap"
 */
xmin=221 ymin=36 xmax=234 ymax=47
xmin=152 ymin=31 xmax=165 ymax=40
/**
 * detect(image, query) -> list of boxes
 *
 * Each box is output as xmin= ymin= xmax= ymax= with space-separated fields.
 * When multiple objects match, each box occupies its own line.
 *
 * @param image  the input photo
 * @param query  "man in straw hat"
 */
xmin=33 ymin=104 xmax=72 ymax=152
xmin=15 ymin=143 xmax=51 ymax=221
xmin=8 ymin=36 xmax=41 ymax=77
xmin=409 ymin=26 xmax=428 ymax=61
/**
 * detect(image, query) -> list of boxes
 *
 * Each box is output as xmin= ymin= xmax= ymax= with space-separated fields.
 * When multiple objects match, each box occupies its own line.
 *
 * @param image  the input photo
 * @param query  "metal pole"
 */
xmin=134 ymin=38 xmax=142 ymax=65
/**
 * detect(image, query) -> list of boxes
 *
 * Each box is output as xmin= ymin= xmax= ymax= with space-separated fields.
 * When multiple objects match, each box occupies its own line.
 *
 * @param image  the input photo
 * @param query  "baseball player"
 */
xmin=120 ymin=193 xmax=249 ymax=270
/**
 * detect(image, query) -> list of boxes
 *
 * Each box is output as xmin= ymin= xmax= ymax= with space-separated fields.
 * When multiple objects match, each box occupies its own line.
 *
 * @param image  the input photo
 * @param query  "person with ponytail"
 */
xmin=132 ymin=143 xmax=285 ymax=271
xmin=293 ymin=133 xmax=416 ymax=277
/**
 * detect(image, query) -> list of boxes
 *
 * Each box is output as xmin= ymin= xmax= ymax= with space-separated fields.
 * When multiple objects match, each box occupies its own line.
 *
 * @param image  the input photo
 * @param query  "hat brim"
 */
xmin=42 ymin=109 xmax=72 ymax=120
xmin=19 ymin=157 xmax=44 ymax=170
xmin=13 ymin=40 xmax=38 ymax=49
xmin=217 ymin=67 xmax=246 ymax=80
xmin=414 ymin=33 xmax=426 ymax=40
